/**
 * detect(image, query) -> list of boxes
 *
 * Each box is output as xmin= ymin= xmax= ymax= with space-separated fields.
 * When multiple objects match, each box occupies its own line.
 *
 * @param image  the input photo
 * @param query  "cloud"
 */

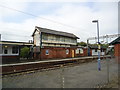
xmin=0 ymin=2 xmax=118 ymax=43
xmin=0 ymin=0 xmax=28 ymax=20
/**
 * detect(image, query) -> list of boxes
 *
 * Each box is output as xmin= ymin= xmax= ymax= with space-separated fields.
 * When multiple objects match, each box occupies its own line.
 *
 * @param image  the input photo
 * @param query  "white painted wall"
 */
xmin=0 ymin=45 xmax=19 ymax=56
xmin=92 ymin=49 xmax=105 ymax=56
xmin=34 ymin=30 xmax=40 ymax=46
xmin=92 ymin=49 xmax=98 ymax=56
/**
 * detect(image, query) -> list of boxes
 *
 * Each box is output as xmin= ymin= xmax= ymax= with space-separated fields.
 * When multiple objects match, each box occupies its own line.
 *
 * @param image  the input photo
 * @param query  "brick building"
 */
xmin=32 ymin=26 xmax=87 ymax=60
xmin=109 ymin=36 xmax=120 ymax=62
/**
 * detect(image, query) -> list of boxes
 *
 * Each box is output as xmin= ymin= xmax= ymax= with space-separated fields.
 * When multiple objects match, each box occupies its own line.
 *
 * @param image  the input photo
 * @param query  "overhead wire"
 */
xmin=0 ymin=4 xmax=90 ymax=33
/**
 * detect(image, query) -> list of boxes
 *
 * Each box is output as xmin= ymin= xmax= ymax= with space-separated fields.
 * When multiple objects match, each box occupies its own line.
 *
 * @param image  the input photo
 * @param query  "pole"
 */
xmin=92 ymin=20 xmax=101 ymax=71
xmin=0 ymin=34 xmax=1 ymax=41
xmin=97 ymin=21 xmax=101 ymax=71
xmin=87 ymin=39 xmax=89 ymax=56
xmin=106 ymin=35 xmax=109 ymax=83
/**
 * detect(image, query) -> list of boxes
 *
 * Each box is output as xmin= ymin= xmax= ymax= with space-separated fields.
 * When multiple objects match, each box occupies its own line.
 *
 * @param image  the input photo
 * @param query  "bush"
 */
xmin=77 ymin=41 xmax=87 ymax=47
xmin=20 ymin=47 xmax=30 ymax=59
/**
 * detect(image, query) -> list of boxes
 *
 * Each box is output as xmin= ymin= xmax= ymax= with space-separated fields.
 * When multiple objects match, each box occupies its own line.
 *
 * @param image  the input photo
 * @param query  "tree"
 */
xmin=20 ymin=47 xmax=30 ymax=59
xmin=77 ymin=41 xmax=87 ymax=46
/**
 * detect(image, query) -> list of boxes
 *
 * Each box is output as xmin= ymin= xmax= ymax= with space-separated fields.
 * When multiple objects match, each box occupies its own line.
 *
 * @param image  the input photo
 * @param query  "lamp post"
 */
xmin=92 ymin=20 xmax=101 ymax=71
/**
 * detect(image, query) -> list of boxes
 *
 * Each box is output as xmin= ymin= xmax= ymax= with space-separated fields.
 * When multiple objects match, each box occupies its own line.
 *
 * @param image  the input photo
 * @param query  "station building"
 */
xmin=32 ymin=26 xmax=87 ymax=60
xmin=0 ymin=41 xmax=33 ymax=63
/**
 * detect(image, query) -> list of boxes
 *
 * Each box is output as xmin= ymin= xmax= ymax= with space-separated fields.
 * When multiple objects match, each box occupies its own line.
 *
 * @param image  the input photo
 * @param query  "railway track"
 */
xmin=1 ymin=55 xmax=112 ymax=77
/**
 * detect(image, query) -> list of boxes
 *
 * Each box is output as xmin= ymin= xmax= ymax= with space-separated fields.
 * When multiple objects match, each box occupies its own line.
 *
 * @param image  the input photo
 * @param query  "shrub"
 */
xmin=20 ymin=47 xmax=30 ymax=59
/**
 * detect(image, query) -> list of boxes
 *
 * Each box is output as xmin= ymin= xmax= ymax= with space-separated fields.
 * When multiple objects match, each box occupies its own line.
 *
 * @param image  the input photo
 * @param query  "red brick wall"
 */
xmin=114 ymin=44 xmax=120 ymax=57
xmin=83 ymin=48 xmax=88 ymax=56
xmin=114 ymin=44 xmax=120 ymax=63
xmin=1 ymin=55 xmax=20 ymax=64
xmin=33 ymin=47 xmax=90 ymax=60
xmin=40 ymin=47 xmax=76 ymax=60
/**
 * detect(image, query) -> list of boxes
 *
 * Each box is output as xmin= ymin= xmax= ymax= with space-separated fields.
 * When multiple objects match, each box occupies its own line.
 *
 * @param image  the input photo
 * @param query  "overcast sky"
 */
xmin=0 ymin=0 xmax=118 ymax=43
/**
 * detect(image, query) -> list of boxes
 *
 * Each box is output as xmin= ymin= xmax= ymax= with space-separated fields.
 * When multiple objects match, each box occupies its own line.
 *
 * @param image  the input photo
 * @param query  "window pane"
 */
xmin=46 ymin=50 xmax=49 ymax=55
xmin=66 ymin=49 xmax=69 ymax=54
xmin=12 ymin=46 xmax=18 ymax=54
xmin=43 ymin=34 xmax=48 ymax=40
xmin=4 ymin=49 xmax=8 ymax=54
xmin=60 ymin=37 xmax=65 ymax=42
xmin=95 ymin=49 xmax=97 ymax=52
xmin=80 ymin=48 xmax=83 ymax=54
xmin=71 ymin=38 xmax=76 ymax=43
xmin=76 ymin=49 xmax=79 ymax=54
xmin=56 ymin=36 xmax=60 ymax=41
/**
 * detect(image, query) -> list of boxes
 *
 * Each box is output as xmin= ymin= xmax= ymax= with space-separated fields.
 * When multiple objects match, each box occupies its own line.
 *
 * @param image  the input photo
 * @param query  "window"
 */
xmin=43 ymin=34 xmax=48 ymax=40
xmin=60 ymin=37 xmax=65 ymax=42
xmin=95 ymin=49 xmax=97 ymax=52
xmin=101 ymin=49 xmax=104 ymax=52
xmin=66 ymin=49 xmax=69 ymax=54
xmin=76 ymin=49 xmax=79 ymax=54
xmin=71 ymin=39 xmax=76 ymax=43
xmin=80 ymin=48 xmax=83 ymax=54
xmin=66 ymin=38 xmax=70 ymax=43
xmin=74 ymin=39 xmax=77 ymax=43
xmin=65 ymin=38 xmax=69 ymax=42
xmin=46 ymin=50 xmax=49 ymax=55
xmin=48 ymin=35 xmax=55 ymax=41
xmin=4 ymin=49 xmax=8 ymax=54
xmin=56 ymin=36 xmax=60 ymax=41
xmin=12 ymin=46 xmax=18 ymax=54
xmin=4 ymin=46 xmax=8 ymax=54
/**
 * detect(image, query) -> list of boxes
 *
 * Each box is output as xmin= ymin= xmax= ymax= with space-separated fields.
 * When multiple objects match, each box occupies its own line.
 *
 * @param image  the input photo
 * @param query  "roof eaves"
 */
xmin=109 ymin=37 xmax=120 ymax=45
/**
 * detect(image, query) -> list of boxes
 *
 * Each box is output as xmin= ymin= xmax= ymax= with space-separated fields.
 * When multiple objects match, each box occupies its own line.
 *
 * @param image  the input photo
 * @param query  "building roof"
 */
xmin=109 ymin=36 xmax=120 ymax=45
xmin=32 ymin=26 xmax=79 ymax=39
xmin=89 ymin=45 xmax=106 ymax=49
xmin=0 ymin=41 xmax=33 ymax=46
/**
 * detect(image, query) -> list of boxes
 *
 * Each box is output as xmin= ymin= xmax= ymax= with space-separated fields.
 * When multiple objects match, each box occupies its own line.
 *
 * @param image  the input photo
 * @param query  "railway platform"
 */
xmin=1 ymin=55 xmax=111 ymax=75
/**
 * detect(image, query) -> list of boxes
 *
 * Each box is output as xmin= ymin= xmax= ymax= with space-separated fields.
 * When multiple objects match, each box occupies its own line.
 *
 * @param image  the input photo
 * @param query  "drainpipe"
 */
xmin=40 ymin=32 xmax=42 ymax=60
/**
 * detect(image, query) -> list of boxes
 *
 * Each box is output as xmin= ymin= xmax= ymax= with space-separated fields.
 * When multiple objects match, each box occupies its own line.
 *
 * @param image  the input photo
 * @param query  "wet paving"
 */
xmin=2 ymin=58 xmax=118 ymax=88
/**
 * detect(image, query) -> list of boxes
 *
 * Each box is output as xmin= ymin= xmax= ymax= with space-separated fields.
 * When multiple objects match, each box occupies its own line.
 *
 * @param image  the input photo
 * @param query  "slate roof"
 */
xmin=109 ymin=36 xmax=120 ymax=45
xmin=32 ymin=26 xmax=79 ymax=39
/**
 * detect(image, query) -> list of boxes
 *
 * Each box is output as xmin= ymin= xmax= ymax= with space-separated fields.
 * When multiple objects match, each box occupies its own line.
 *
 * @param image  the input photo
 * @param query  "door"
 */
xmin=72 ymin=50 xmax=74 ymax=58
